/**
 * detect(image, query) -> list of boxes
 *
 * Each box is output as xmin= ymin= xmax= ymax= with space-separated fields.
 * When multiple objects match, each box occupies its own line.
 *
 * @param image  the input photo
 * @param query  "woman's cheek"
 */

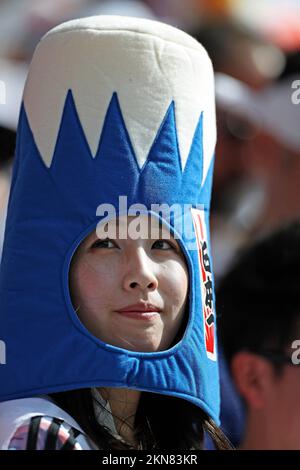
xmin=161 ymin=262 xmax=188 ymax=303
xmin=74 ymin=261 xmax=104 ymax=300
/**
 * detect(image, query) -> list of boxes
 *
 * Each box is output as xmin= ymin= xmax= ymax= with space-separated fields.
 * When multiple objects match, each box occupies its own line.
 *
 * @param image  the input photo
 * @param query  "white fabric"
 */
xmin=0 ymin=396 xmax=96 ymax=450
xmin=91 ymin=388 xmax=118 ymax=438
xmin=23 ymin=15 xmax=216 ymax=185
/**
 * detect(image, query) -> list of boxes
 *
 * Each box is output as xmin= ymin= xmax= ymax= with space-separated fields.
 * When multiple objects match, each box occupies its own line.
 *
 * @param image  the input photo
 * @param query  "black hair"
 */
xmin=191 ymin=19 xmax=268 ymax=72
xmin=217 ymin=221 xmax=300 ymax=368
xmin=0 ymin=127 xmax=15 ymax=168
xmin=278 ymin=51 xmax=300 ymax=81
xmin=49 ymin=388 xmax=232 ymax=450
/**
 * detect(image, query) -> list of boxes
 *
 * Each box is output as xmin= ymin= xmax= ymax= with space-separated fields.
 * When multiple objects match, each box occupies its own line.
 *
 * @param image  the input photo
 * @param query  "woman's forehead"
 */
xmin=84 ymin=214 xmax=176 ymax=243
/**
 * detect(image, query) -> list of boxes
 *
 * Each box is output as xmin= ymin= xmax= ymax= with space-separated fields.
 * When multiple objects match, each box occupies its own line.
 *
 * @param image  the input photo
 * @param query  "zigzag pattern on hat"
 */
xmin=11 ymin=90 xmax=209 ymax=226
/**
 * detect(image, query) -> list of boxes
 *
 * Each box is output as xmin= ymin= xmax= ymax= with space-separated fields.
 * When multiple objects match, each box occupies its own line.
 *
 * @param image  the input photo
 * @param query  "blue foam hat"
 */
xmin=0 ymin=16 xmax=220 ymax=423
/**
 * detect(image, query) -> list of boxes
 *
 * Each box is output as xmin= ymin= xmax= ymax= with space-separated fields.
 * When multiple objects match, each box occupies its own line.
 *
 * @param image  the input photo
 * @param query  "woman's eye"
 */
xmin=152 ymin=239 xmax=175 ymax=250
xmin=91 ymin=239 xmax=117 ymax=249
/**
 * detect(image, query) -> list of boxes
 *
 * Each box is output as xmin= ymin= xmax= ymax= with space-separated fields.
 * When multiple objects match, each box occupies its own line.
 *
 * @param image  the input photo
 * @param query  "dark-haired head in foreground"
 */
xmin=218 ymin=221 xmax=300 ymax=449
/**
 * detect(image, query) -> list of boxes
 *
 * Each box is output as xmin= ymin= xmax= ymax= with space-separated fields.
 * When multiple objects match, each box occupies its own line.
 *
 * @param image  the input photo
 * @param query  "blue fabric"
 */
xmin=218 ymin=348 xmax=245 ymax=446
xmin=0 ymin=90 xmax=220 ymax=423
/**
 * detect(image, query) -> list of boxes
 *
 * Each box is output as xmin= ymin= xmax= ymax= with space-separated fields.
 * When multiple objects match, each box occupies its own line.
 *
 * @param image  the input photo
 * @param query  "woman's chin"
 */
xmin=111 ymin=337 xmax=163 ymax=353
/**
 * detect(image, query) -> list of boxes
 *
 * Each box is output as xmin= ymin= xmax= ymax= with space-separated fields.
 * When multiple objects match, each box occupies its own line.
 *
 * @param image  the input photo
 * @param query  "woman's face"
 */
xmin=69 ymin=215 xmax=189 ymax=352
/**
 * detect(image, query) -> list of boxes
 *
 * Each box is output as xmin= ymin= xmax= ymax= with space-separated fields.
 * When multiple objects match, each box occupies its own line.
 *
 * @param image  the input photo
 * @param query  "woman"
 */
xmin=0 ymin=15 xmax=232 ymax=450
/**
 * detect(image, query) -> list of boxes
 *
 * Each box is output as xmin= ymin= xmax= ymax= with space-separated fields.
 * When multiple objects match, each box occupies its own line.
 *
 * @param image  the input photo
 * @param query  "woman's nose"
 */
xmin=122 ymin=248 xmax=158 ymax=292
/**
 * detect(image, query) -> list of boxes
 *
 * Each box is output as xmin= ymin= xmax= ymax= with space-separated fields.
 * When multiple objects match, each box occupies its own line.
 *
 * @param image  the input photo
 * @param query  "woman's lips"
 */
xmin=115 ymin=303 xmax=162 ymax=320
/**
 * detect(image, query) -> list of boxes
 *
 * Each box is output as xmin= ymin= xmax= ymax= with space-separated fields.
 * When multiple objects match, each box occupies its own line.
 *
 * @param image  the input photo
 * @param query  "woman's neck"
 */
xmin=98 ymin=387 xmax=141 ymax=446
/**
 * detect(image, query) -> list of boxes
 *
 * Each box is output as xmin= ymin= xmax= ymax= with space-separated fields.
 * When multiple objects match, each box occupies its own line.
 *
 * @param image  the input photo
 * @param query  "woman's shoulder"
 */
xmin=0 ymin=395 xmax=96 ymax=450
xmin=7 ymin=414 xmax=85 ymax=450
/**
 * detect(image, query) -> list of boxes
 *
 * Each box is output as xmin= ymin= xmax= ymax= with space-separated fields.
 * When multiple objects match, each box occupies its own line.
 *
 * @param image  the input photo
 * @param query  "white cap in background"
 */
xmin=215 ymin=72 xmax=300 ymax=154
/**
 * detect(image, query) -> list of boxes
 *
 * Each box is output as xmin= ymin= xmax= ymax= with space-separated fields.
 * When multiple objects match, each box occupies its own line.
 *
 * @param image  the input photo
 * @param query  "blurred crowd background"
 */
xmin=1 ymin=0 xmax=300 ymax=449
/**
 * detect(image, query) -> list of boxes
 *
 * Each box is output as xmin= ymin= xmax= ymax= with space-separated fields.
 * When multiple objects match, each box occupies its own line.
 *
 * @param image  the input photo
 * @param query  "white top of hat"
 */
xmin=23 ymin=15 xmax=216 ymax=184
